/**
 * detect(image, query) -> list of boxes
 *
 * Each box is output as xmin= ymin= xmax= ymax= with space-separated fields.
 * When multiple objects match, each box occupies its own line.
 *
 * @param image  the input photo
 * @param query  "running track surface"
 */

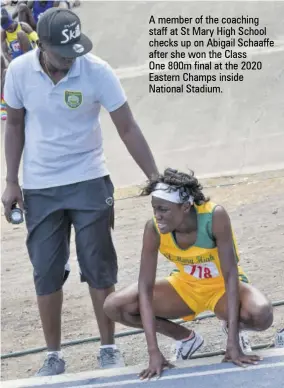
xmin=3 ymin=349 xmax=284 ymax=388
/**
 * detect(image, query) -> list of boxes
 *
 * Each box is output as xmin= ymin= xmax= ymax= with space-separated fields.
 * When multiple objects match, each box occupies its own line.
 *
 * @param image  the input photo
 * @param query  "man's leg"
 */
xmin=69 ymin=177 xmax=121 ymax=367
xmin=37 ymin=290 xmax=62 ymax=351
xmin=63 ymin=222 xmax=72 ymax=284
xmin=89 ymin=286 xmax=115 ymax=345
xmin=89 ymin=180 xmax=115 ymax=346
xmin=24 ymin=189 xmax=70 ymax=376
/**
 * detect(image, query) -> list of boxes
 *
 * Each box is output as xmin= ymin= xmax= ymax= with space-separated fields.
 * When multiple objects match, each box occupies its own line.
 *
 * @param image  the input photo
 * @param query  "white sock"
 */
xmin=47 ymin=350 xmax=63 ymax=359
xmin=100 ymin=344 xmax=117 ymax=350
xmin=181 ymin=331 xmax=195 ymax=342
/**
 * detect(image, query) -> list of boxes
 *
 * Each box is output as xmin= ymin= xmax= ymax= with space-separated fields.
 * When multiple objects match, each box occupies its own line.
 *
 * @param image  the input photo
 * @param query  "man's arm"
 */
xmin=98 ymin=62 xmax=159 ymax=180
xmin=1 ymin=104 xmax=25 ymax=220
xmin=1 ymin=31 xmax=11 ymax=63
xmin=1 ymin=64 xmax=25 ymax=220
xmin=212 ymin=206 xmax=240 ymax=348
xmin=5 ymin=105 xmax=25 ymax=184
xmin=110 ymin=102 xmax=159 ymax=180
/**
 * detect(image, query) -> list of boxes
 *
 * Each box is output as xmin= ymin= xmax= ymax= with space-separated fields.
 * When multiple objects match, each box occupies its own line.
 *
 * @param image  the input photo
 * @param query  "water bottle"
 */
xmin=9 ymin=204 xmax=24 ymax=225
xmin=275 ymin=329 xmax=284 ymax=348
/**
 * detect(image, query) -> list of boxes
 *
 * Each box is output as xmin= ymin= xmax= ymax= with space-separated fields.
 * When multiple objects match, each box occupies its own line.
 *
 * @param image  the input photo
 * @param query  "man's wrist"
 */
xmin=6 ymin=178 xmax=19 ymax=185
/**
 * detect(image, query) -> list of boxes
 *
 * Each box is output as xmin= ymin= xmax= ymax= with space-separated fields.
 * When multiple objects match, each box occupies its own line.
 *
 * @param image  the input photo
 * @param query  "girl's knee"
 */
xmin=103 ymin=289 xmax=138 ymax=321
xmin=255 ymin=302 xmax=273 ymax=330
xmin=103 ymin=292 xmax=120 ymax=319
xmin=241 ymin=301 xmax=273 ymax=331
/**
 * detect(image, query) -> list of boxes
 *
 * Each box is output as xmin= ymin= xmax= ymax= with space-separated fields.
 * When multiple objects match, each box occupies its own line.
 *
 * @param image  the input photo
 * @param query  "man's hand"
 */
xmin=139 ymin=349 xmax=174 ymax=380
xmin=1 ymin=182 xmax=24 ymax=222
xmin=223 ymin=345 xmax=262 ymax=367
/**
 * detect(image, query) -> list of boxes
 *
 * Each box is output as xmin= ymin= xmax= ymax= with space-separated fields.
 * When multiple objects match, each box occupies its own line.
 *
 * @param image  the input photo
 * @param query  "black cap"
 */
xmin=37 ymin=8 xmax=93 ymax=58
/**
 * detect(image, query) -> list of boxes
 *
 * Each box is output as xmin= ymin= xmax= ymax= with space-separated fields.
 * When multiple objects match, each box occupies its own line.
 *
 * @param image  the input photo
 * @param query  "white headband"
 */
xmin=152 ymin=183 xmax=194 ymax=204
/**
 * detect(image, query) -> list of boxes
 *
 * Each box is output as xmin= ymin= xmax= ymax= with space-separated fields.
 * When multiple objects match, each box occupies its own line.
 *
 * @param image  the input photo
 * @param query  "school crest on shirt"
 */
xmin=64 ymin=90 xmax=83 ymax=109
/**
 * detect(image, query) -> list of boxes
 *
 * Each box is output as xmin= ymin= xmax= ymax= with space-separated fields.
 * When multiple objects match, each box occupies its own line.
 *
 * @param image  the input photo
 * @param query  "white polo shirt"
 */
xmin=4 ymin=49 xmax=127 ymax=189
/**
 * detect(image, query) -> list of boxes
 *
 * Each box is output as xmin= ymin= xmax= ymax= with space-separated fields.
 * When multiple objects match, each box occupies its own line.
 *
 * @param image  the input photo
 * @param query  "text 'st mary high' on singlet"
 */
xmin=154 ymin=201 xmax=248 ymax=284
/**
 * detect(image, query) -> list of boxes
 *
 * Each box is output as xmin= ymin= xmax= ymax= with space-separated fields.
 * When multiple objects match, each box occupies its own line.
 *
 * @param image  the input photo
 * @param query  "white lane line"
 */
xmin=73 ymin=361 xmax=284 ymax=388
xmin=116 ymin=42 xmax=284 ymax=80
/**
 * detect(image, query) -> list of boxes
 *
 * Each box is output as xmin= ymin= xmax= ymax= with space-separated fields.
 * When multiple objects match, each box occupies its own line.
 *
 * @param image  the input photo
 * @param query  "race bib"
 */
xmin=11 ymin=41 xmax=20 ymax=52
xmin=184 ymin=262 xmax=219 ymax=279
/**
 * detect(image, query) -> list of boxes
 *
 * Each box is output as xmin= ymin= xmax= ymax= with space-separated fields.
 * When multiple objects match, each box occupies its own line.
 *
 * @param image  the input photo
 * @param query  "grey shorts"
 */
xmin=23 ymin=176 xmax=117 ymax=296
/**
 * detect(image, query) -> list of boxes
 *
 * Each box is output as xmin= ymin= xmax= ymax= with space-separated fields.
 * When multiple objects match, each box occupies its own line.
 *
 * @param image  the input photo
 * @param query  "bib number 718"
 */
xmin=184 ymin=263 xmax=219 ymax=279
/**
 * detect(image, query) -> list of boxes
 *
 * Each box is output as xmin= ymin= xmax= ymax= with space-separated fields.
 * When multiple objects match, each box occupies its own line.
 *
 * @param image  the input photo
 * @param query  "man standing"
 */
xmin=2 ymin=8 xmax=159 ymax=376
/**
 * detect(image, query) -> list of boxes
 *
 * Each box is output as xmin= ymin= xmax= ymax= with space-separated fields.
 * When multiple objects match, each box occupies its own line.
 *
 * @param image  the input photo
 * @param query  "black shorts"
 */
xmin=23 ymin=176 xmax=117 ymax=296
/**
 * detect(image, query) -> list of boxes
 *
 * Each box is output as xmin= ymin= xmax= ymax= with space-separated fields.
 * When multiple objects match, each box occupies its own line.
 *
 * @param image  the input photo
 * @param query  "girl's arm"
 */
xmin=138 ymin=219 xmax=160 ymax=354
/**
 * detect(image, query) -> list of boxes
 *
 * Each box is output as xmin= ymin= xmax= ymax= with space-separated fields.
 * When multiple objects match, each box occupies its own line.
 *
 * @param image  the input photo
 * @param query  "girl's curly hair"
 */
xmin=141 ymin=168 xmax=209 ymax=205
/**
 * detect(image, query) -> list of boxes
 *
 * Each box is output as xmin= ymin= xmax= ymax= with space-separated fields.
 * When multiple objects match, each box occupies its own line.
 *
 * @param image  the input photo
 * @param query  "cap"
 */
xmin=1 ymin=9 xmax=14 ymax=30
xmin=37 ymin=8 xmax=93 ymax=58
